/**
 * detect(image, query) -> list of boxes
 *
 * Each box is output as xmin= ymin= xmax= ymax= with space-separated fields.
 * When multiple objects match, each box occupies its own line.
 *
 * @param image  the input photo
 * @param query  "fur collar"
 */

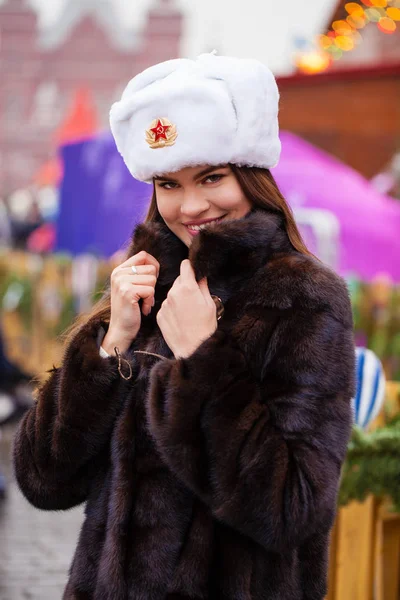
xmin=128 ymin=209 xmax=295 ymax=300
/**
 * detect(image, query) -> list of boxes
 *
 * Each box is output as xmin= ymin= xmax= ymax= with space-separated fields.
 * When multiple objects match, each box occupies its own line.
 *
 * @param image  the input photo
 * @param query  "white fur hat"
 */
xmin=109 ymin=52 xmax=281 ymax=183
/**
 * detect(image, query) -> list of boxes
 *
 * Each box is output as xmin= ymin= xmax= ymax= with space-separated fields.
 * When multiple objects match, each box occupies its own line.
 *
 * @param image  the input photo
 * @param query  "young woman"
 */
xmin=14 ymin=54 xmax=355 ymax=599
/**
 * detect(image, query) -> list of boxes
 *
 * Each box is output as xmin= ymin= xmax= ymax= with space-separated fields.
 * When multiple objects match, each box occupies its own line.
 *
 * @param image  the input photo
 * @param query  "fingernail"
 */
xmin=152 ymin=298 xmax=155 ymax=307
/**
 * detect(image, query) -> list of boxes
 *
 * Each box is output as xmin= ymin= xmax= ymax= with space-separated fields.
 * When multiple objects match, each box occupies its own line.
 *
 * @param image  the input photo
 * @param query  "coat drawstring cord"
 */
xmin=113 ymin=295 xmax=224 ymax=380
xmin=114 ymin=347 xmax=168 ymax=381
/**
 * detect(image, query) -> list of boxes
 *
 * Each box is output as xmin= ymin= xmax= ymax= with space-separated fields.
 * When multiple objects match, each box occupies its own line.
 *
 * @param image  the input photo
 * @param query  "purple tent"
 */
xmin=273 ymin=131 xmax=400 ymax=282
xmin=56 ymin=133 xmax=151 ymax=257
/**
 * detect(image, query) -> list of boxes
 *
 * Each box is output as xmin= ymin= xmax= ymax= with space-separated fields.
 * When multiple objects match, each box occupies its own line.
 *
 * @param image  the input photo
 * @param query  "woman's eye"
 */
xmin=159 ymin=182 xmax=178 ymax=189
xmin=204 ymin=174 xmax=223 ymax=184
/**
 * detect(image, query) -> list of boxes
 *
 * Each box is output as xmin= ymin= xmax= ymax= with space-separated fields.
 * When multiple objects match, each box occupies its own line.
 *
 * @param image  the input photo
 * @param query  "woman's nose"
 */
xmin=180 ymin=192 xmax=210 ymax=217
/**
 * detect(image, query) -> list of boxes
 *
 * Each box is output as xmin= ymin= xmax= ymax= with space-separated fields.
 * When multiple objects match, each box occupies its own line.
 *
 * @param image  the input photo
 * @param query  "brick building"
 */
xmin=0 ymin=0 xmax=183 ymax=195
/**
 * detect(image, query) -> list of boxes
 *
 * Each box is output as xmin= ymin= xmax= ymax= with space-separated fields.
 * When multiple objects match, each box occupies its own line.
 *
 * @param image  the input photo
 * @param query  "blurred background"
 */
xmin=1 ymin=0 xmax=400 ymax=598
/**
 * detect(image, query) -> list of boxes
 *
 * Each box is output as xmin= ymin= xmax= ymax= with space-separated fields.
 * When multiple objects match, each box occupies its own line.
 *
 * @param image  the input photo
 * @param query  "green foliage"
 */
xmin=51 ymin=291 xmax=76 ymax=337
xmin=347 ymin=278 xmax=400 ymax=381
xmin=339 ymin=416 xmax=400 ymax=512
xmin=0 ymin=272 xmax=34 ymax=331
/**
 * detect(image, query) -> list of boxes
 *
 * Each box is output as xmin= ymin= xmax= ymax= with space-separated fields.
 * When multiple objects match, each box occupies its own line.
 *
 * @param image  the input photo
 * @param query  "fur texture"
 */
xmin=13 ymin=209 xmax=355 ymax=599
xmin=109 ymin=53 xmax=281 ymax=183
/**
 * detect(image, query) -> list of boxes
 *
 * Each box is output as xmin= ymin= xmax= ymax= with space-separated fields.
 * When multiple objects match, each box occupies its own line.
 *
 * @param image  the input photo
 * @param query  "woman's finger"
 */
xmin=127 ymin=274 xmax=157 ymax=287
xmin=179 ymin=259 xmax=195 ymax=282
xmin=127 ymin=284 xmax=155 ymax=314
xmin=120 ymin=251 xmax=160 ymax=277
xmin=116 ymin=265 xmax=157 ymax=278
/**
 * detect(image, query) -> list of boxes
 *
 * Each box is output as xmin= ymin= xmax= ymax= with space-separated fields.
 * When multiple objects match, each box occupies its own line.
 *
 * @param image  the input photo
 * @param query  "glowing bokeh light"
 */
xmin=365 ymin=7 xmax=385 ymax=20
xmin=326 ymin=45 xmax=344 ymax=59
xmin=318 ymin=34 xmax=333 ymax=49
xmin=378 ymin=15 xmax=397 ymax=30
xmin=346 ymin=12 xmax=368 ymax=29
xmin=325 ymin=45 xmax=336 ymax=54
xmin=387 ymin=7 xmax=400 ymax=19
xmin=295 ymin=51 xmax=332 ymax=74
xmin=335 ymin=35 xmax=356 ymax=50
xmin=345 ymin=2 xmax=365 ymax=14
xmin=318 ymin=0 xmax=398 ymax=65
xmin=346 ymin=13 xmax=368 ymax=27
xmin=333 ymin=19 xmax=354 ymax=34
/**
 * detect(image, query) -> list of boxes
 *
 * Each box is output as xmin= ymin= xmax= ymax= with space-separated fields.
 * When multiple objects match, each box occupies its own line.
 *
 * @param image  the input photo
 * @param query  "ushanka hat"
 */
xmin=109 ymin=52 xmax=281 ymax=183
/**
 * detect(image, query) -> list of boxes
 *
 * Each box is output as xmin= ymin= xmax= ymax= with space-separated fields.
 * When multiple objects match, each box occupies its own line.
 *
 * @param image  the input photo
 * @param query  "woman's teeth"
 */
xmin=186 ymin=217 xmax=224 ymax=231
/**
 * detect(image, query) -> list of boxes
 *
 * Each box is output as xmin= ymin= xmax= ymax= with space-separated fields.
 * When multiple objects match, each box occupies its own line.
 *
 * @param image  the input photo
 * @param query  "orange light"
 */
xmin=345 ymin=2 xmax=365 ymax=15
xmin=318 ymin=34 xmax=333 ymax=49
xmin=323 ymin=2 xmax=373 ymax=61
xmin=347 ymin=13 xmax=368 ymax=27
xmin=387 ymin=7 xmax=400 ymax=19
xmin=335 ymin=35 xmax=355 ymax=50
xmin=333 ymin=19 xmax=354 ymax=34
xmin=295 ymin=51 xmax=332 ymax=74
xmin=378 ymin=15 xmax=397 ymax=30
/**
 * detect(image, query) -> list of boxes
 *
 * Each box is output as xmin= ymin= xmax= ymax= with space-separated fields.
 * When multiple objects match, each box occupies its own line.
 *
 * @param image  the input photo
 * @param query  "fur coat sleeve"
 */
xmin=147 ymin=294 xmax=355 ymax=553
xmin=13 ymin=317 xmax=134 ymax=511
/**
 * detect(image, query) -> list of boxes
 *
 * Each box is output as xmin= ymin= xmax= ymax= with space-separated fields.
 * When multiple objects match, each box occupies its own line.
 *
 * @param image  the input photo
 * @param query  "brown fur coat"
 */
xmin=13 ymin=209 xmax=355 ymax=599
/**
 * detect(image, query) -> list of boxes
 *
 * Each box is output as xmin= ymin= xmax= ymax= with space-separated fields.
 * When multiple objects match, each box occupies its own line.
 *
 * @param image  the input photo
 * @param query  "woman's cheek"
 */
xmin=157 ymin=194 xmax=177 ymax=221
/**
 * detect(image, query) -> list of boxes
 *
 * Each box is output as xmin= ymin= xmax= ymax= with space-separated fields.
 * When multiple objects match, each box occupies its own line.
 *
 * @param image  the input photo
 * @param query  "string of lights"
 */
xmin=294 ymin=0 xmax=399 ymax=74
xmin=320 ymin=0 xmax=400 ymax=61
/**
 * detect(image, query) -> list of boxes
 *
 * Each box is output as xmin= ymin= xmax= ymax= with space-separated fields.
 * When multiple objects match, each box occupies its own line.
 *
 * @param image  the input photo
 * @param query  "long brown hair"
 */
xmin=62 ymin=165 xmax=312 ymax=347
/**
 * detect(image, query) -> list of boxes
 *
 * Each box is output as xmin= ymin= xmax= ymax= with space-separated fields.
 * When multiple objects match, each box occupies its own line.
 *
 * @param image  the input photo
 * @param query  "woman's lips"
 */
xmin=185 ymin=216 xmax=226 ymax=237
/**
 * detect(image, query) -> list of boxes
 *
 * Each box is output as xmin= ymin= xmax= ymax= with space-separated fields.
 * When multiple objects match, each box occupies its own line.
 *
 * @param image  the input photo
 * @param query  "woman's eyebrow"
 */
xmin=193 ymin=165 xmax=228 ymax=181
xmin=154 ymin=165 xmax=228 ymax=184
xmin=154 ymin=175 xmax=179 ymax=183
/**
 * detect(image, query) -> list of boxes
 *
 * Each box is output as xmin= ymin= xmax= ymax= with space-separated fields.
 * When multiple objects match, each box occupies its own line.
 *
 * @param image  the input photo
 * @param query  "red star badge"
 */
xmin=150 ymin=119 xmax=171 ymax=142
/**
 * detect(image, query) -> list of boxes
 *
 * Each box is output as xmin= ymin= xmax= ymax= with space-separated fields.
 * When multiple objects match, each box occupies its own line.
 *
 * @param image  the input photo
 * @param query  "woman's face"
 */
xmin=154 ymin=164 xmax=253 ymax=247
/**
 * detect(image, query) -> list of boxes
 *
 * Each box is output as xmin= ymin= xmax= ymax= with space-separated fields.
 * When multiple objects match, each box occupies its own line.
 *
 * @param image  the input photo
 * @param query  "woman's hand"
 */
xmin=157 ymin=259 xmax=218 ymax=359
xmin=103 ymin=251 xmax=160 ymax=354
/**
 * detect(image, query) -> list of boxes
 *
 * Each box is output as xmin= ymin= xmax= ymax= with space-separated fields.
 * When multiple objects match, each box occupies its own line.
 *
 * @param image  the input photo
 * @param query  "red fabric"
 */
xmin=54 ymin=87 xmax=98 ymax=145
xmin=27 ymin=223 xmax=56 ymax=253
